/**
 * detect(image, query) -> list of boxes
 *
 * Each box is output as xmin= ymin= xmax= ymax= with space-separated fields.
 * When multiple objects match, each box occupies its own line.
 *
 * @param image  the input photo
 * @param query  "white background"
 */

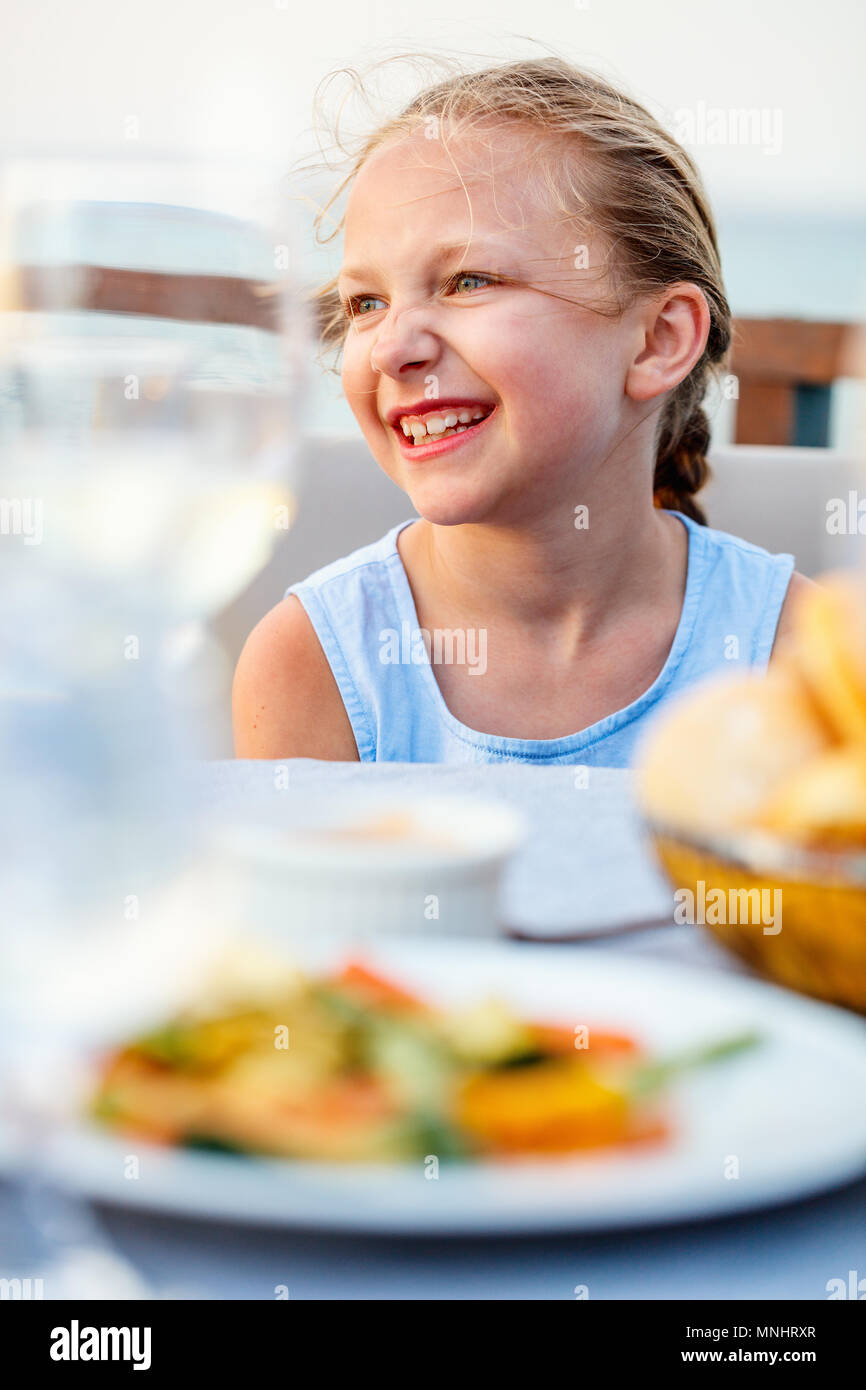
xmin=2 ymin=0 xmax=863 ymax=213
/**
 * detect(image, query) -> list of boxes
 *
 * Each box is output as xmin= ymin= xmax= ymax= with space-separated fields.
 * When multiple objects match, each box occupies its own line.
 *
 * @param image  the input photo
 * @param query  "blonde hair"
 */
xmin=306 ymin=54 xmax=731 ymax=524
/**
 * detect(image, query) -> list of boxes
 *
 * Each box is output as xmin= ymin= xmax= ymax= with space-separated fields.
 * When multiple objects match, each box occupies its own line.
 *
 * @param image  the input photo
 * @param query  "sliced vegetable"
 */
xmin=331 ymin=961 xmax=427 ymax=1013
xmin=457 ymin=1057 xmax=631 ymax=1155
xmin=626 ymin=1030 xmax=762 ymax=1098
xmin=90 ymin=955 xmax=761 ymax=1164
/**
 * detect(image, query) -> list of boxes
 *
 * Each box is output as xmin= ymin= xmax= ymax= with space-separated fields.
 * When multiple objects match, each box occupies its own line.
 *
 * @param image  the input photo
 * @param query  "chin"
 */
xmin=404 ymin=484 xmax=501 ymax=528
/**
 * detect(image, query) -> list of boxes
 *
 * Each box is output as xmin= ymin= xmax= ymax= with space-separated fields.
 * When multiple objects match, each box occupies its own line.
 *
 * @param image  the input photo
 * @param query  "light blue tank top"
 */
xmin=285 ymin=512 xmax=795 ymax=766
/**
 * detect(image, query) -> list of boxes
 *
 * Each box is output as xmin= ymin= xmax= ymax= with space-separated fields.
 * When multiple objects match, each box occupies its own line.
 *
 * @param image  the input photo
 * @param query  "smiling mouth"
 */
xmin=393 ymin=405 xmax=497 ymax=455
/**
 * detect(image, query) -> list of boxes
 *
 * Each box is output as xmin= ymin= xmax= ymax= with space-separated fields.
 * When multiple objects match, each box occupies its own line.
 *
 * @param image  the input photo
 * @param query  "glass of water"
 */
xmin=0 ymin=151 xmax=312 ymax=1297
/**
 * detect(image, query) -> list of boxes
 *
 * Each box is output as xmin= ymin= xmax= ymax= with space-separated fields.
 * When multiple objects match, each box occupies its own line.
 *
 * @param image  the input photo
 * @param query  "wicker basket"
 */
xmin=648 ymin=826 xmax=866 ymax=1013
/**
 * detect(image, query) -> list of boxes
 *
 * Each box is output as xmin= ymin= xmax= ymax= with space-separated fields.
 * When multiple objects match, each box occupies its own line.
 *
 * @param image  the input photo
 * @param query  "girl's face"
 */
xmin=338 ymin=124 xmax=640 ymax=528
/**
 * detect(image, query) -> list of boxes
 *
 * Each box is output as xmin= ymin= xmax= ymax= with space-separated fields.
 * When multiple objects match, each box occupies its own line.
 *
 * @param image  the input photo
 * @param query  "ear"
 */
xmin=625 ymin=284 xmax=711 ymax=403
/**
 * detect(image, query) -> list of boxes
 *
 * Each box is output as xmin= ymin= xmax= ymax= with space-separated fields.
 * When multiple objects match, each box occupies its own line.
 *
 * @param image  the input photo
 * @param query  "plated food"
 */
xmin=22 ymin=944 xmax=866 ymax=1233
xmin=635 ymin=570 xmax=866 ymax=1009
xmin=89 ymin=949 xmax=756 ymax=1162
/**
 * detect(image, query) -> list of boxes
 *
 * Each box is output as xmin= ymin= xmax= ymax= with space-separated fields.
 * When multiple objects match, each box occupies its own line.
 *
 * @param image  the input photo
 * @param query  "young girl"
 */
xmin=233 ymin=56 xmax=810 ymax=765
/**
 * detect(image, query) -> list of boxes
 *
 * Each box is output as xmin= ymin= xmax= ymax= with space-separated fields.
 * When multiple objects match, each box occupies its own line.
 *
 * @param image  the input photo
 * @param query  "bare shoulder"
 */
xmin=769 ymin=570 xmax=819 ymax=662
xmin=232 ymin=595 xmax=360 ymax=760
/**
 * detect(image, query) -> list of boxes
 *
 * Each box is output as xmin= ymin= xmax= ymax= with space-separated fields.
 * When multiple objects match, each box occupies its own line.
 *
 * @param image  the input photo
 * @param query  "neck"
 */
xmin=406 ymin=492 xmax=686 ymax=645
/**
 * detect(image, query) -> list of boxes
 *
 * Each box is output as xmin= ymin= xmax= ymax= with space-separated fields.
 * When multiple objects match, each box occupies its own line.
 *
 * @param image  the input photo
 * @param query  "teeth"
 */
xmin=410 ymin=422 xmax=472 ymax=445
xmin=397 ymin=405 xmax=491 ymax=435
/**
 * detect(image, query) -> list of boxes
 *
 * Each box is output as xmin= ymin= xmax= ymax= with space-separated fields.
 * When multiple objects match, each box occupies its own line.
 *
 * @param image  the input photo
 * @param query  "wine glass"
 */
xmin=0 ymin=151 xmax=312 ymax=1297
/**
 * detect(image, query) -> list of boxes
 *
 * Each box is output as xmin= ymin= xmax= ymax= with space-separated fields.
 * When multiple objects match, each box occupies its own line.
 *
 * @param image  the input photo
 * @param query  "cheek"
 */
xmin=486 ymin=316 xmax=623 ymax=449
xmin=340 ymin=340 xmax=377 ymax=419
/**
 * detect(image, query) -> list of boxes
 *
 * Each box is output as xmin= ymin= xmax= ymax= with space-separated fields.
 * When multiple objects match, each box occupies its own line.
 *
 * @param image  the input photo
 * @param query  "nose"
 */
xmin=369 ymin=304 xmax=440 ymax=379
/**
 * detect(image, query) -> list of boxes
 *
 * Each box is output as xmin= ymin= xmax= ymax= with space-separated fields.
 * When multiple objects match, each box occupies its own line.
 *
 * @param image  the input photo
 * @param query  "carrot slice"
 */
xmin=332 ymin=960 xmax=427 ymax=1012
xmin=457 ymin=1061 xmax=632 ymax=1154
xmin=530 ymin=1022 xmax=641 ymax=1057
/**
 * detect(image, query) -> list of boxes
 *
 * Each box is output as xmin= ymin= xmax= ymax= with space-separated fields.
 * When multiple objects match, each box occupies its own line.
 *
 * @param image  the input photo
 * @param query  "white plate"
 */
xmin=26 ymin=942 xmax=866 ymax=1235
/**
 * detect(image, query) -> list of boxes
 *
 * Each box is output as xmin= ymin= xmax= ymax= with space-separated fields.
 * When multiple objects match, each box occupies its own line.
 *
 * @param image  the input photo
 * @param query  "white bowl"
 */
xmin=210 ymin=794 xmax=527 ymax=940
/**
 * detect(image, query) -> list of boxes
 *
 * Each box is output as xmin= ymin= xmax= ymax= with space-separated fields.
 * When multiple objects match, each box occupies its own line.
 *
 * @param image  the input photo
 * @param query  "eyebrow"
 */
xmin=337 ymin=237 xmax=516 ymax=288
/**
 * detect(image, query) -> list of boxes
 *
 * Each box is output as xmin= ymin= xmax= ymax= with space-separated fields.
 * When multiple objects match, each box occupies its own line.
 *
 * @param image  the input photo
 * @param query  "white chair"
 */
xmin=702 ymin=445 xmax=863 ymax=576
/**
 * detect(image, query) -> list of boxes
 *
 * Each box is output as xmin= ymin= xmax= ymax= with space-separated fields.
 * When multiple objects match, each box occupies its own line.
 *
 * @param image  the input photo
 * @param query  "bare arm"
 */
xmin=232 ymin=596 xmax=361 ymax=760
xmin=769 ymin=570 xmax=818 ymax=663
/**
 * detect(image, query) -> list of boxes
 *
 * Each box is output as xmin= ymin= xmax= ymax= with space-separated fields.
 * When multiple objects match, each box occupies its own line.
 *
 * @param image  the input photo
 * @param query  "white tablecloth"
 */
xmin=183 ymin=759 xmax=687 ymax=938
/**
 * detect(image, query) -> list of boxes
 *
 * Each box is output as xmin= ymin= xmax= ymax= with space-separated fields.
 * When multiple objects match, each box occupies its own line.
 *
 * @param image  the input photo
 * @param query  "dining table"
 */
xmin=10 ymin=759 xmax=864 ymax=1301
